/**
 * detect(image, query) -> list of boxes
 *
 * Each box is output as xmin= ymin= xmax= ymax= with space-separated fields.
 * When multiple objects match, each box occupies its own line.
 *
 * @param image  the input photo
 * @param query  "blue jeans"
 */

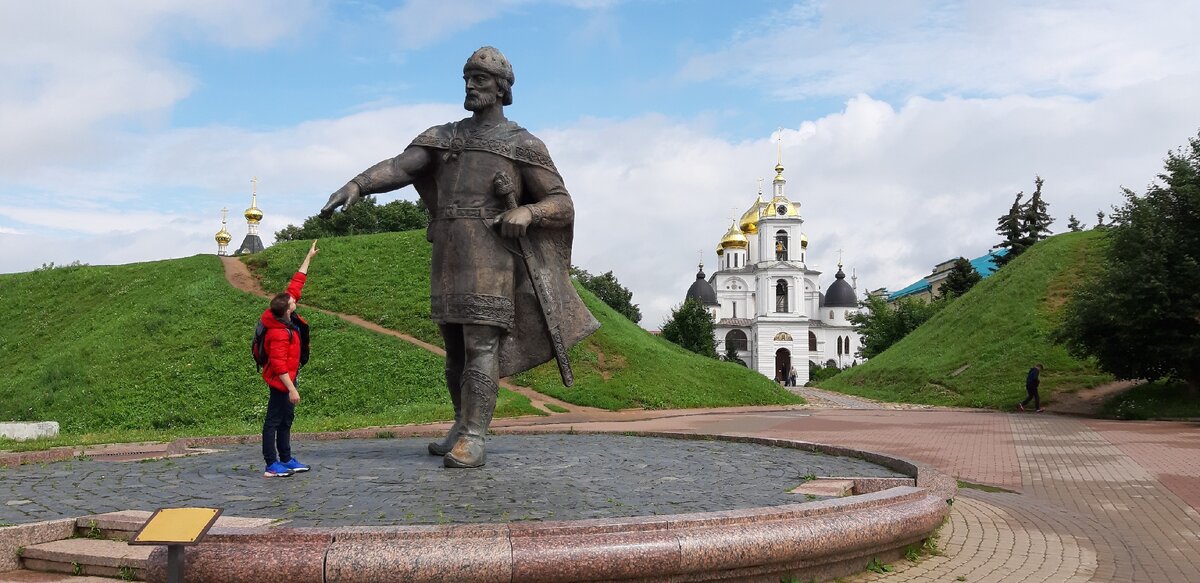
xmin=262 ymin=386 xmax=295 ymax=465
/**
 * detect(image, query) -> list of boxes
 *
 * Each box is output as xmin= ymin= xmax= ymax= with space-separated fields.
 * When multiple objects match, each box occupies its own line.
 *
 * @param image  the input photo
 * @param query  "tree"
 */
xmin=571 ymin=267 xmax=642 ymax=323
xmin=938 ymin=257 xmax=982 ymax=299
xmin=721 ymin=342 xmax=746 ymax=366
xmin=849 ymin=295 xmax=944 ymax=359
xmin=275 ymin=197 xmax=429 ymax=241
xmin=660 ymin=298 xmax=717 ymax=358
xmin=995 ymin=176 xmax=1054 ymax=267
xmin=1057 ymin=131 xmax=1200 ymax=395
xmin=993 ymin=192 xmax=1025 ymax=266
xmin=1021 ymin=175 xmax=1054 ymax=245
xmin=1094 ymin=210 xmax=1107 ymax=230
xmin=1067 ymin=214 xmax=1085 ymax=232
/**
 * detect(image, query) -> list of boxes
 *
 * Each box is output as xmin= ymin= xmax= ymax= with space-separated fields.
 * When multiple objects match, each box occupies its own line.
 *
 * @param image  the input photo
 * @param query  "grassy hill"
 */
xmin=249 ymin=230 xmax=800 ymax=411
xmin=820 ymin=230 xmax=1112 ymax=409
xmin=0 ymin=255 xmax=541 ymax=446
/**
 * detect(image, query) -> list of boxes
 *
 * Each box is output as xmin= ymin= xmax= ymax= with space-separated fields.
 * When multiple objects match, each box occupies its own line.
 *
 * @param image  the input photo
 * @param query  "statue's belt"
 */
xmin=434 ymin=205 xmax=506 ymax=220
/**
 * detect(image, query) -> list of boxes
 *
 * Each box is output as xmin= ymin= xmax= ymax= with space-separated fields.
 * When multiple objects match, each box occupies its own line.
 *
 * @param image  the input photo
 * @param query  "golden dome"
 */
xmin=215 ymin=227 xmax=232 ymax=245
xmin=739 ymin=196 xmax=763 ymax=234
xmin=244 ymin=178 xmax=263 ymax=224
xmin=715 ymin=244 xmax=724 ymax=256
xmin=800 ymin=233 xmax=809 ymax=248
xmin=719 ymin=221 xmax=748 ymax=250
xmin=774 ymin=162 xmax=785 ymax=181
xmin=244 ymin=204 xmax=263 ymax=224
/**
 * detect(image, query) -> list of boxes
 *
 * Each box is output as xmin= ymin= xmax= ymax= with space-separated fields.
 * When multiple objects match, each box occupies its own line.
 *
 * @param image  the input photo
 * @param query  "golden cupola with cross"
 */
xmin=215 ymin=207 xmax=232 ymax=256
xmin=244 ymin=181 xmax=264 ymax=227
xmin=234 ymin=177 xmax=266 ymax=255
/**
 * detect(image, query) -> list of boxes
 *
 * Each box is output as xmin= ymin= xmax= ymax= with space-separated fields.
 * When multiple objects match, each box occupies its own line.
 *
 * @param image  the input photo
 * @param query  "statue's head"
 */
xmin=463 ymin=46 xmax=514 ymax=109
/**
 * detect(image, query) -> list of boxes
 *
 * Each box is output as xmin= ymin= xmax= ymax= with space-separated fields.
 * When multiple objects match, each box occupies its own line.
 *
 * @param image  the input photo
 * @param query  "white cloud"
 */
xmin=0 ymin=1 xmax=318 ymax=177
xmin=680 ymin=1 xmax=1200 ymax=101
xmin=386 ymin=0 xmax=511 ymax=50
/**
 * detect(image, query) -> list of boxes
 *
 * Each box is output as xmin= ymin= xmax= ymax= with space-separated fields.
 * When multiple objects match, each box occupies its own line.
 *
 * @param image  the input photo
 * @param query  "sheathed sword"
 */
xmin=492 ymin=171 xmax=575 ymax=387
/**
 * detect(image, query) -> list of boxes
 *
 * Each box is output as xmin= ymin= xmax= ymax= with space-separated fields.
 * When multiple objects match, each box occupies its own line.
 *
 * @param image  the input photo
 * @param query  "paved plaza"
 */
xmin=4 ymin=400 xmax=1200 ymax=582
xmin=0 ymin=434 xmax=903 ymax=527
xmin=496 ymin=405 xmax=1200 ymax=582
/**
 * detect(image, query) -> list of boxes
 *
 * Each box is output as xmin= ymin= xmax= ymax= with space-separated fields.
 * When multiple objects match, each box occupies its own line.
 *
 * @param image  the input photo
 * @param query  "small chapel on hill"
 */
xmin=684 ymin=159 xmax=863 ymax=386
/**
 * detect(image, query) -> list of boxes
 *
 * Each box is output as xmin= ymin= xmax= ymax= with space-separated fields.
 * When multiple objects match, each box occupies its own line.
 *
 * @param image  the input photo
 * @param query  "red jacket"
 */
xmin=261 ymin=272 xmax=308 ymax=391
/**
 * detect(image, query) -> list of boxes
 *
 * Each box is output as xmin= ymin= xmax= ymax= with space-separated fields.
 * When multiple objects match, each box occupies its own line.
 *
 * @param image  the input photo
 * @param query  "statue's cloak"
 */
xmin=410 ymin=119 xmax=600 ymax=379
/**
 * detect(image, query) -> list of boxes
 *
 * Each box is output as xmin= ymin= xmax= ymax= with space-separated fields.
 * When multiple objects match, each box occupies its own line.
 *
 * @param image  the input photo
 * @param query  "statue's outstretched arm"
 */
xmin=320 ymin=146 xmax=432 ymax=217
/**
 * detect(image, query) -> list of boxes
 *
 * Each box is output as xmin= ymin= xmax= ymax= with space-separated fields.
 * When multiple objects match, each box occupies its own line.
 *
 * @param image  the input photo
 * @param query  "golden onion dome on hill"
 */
xmin=244 ymin=191 xmax=263 ymax=224
xmin=215 ymin=226 xmax=232 ymax=245
xmin=719 ymin=221 xmax=748 ymax=250
xmin=739 ymin=195 xmax=764 ymax=234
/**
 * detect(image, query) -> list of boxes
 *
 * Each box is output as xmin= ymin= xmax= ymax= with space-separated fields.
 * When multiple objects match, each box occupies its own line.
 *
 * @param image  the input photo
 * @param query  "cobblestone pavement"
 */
xmin=790 ymin=386 xmax=884 ymax=409
xmin=0 ymin=434 xmax=902 ymax=527
xmin=510 ymin=408 xmax=1200 ymax=582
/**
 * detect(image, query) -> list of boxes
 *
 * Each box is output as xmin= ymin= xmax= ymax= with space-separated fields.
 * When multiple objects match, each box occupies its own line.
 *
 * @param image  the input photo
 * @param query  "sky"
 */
xmin=2 ymin=1 xmax=1199 ymax=329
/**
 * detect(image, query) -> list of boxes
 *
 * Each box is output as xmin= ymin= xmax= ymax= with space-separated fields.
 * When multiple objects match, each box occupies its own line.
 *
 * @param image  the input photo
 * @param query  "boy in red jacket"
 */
xmin=261 ymin=240 xmax=318 ymax=477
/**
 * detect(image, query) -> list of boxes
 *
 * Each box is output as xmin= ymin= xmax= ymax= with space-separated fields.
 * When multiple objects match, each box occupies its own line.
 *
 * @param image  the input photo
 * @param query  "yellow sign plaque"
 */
xmin=130 ymin=507 xmax=222 ymax=546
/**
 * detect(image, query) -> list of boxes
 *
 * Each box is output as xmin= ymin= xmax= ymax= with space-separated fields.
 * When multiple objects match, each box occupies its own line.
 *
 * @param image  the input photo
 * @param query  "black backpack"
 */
xmin=252 ymin=314 xmax=310 ymax=372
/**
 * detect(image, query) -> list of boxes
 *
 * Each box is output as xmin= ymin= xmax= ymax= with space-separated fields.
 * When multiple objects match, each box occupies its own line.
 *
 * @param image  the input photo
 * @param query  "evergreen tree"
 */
xmin=993 ymin=192 xmax=1025 ymax=266
xmin=660 ymin=298 xmax=717 ymax=358
xmin=1067 ymin=214 xmax=1085 ymax=232
xmin=849 ymin=295 xmax=944 ymax=359
xmin=1094 ymin=210 xmax=1107 ymax=230
xmin=721 ymin=342 xmax=746 ymax=366
xmin=1021 ymin=175 xmax=1054 ymax=245
xmin=570 ymin=267 xmax=642 ymax=323
xmin=1057 ymin=131 xmax=1200 ymax=396
xmin=276 ymin=197 xmax=429 ymax=241
xmin=937 ymin=257 xmax=982 ymax=299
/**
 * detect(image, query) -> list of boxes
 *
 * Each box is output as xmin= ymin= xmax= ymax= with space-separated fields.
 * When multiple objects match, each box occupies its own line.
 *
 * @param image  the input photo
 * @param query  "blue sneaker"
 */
xmin=264 ymin=461 xmax=294 ymax=477
xmin=281 ymin=458 xmax=310 ymax=472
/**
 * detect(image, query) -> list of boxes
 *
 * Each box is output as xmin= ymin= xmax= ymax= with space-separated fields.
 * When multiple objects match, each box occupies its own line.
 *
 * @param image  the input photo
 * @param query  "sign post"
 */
xmin=129 ymin=507 xmax=222 ymax=583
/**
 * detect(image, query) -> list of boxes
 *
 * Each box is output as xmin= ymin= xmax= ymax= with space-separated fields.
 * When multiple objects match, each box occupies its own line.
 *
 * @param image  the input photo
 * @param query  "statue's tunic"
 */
xmin=407 ymin=118 xmax=600 ymax=377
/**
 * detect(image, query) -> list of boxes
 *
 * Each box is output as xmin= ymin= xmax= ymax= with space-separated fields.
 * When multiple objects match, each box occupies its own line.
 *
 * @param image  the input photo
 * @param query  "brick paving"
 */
xmin=500 ymin=407 xmax=1200 ymax=582
xmin=1084 ymin=418 xmax=1200 ymax=512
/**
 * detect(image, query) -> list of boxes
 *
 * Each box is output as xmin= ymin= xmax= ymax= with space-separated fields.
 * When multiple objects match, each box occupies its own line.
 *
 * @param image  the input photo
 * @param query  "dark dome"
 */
xmin=685 ymin=265 xmax=719 ymax=306
xmin=823 ymin=266 xmax=857 ymax=308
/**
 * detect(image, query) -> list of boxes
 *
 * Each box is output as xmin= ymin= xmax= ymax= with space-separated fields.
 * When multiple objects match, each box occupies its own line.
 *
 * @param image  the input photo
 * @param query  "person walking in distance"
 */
xmin=1019 ymin=363 xmax=1044 ymax=412
xmin=261 ymin=241 xmax=318 ymax=477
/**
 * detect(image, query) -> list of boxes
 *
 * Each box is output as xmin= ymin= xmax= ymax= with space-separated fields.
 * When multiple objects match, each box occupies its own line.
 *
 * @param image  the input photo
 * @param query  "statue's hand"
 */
xmin=497 ymin=206 xmax=533 ymax=239
xmin=320 ymin=182 xmax=361 ymax=218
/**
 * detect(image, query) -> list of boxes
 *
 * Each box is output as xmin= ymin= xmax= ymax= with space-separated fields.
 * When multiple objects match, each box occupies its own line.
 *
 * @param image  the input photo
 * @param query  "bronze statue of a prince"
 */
xmin=321 ymin=46 xmax=599 ymax=468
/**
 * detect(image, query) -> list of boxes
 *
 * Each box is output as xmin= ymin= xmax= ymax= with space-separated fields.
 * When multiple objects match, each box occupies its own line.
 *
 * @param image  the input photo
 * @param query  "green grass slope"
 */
xmin=0 ymin=255 xmax=540 ymax=445
xmin=821 ymin=230 xmax=1112 ymax=409
xmin=250 ymin=231 xmax=800 ymax=410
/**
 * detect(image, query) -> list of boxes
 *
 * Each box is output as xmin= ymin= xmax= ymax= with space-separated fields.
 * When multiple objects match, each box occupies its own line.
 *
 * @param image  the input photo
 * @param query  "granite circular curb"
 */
xmin=143 ymin=432 xmax=955 ymax=583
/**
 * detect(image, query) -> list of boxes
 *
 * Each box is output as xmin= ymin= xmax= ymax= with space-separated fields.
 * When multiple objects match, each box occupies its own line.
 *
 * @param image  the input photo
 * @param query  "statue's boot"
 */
xmin=427 ymin=367 xmax=463 ymax=456
xmin=444 ymin=370 xmax=497 ymax=469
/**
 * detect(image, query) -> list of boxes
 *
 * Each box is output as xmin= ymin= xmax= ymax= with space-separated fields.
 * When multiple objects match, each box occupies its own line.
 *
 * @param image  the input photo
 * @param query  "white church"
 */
xmin=684 ymin=159 xmax=863 ymax=386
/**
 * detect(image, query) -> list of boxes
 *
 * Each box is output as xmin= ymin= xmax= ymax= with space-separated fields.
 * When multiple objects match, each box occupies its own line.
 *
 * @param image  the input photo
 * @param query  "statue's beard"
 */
xmin=464 ymin=91 xmax=498 ymax=111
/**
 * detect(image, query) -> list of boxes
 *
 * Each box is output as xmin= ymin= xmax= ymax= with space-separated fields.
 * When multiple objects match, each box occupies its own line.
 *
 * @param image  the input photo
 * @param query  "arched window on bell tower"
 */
xmin=775 ymin=230 xmax=789 ymax=261
xmin=776 ymin=279 xmax=788 ymax=312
